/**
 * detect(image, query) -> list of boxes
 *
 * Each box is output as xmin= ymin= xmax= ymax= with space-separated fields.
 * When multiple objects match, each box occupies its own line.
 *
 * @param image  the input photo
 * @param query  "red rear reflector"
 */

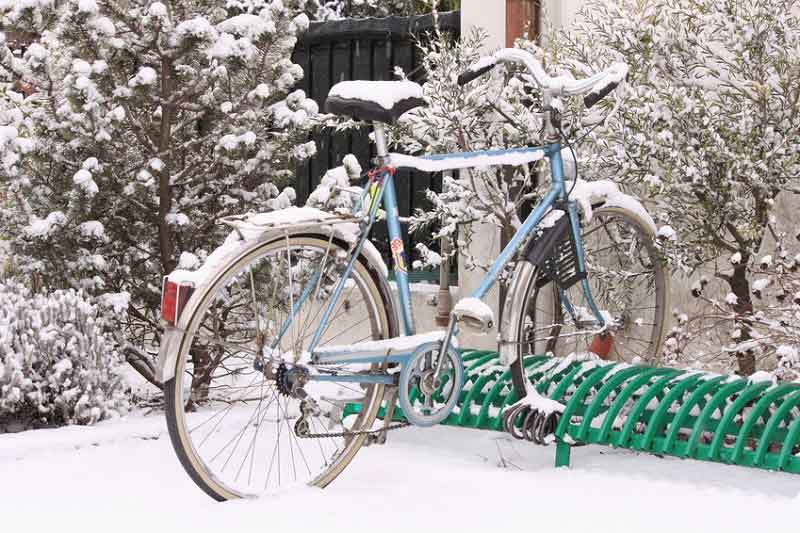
xmin=590 ymin=333 xmax=614 ymax=360
xmin=161 ymin=277 xmax=194 ymax=326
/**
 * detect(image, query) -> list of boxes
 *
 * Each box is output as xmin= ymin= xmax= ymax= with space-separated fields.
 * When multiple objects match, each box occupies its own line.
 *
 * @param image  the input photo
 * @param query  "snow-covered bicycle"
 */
xmin=156 ymin=48 xmax=669 ymax=500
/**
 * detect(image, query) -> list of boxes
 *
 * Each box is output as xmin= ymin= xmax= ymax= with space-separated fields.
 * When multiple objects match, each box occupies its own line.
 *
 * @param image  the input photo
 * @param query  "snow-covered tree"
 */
xmin=544 ymin=0 xmax=800 ymax=376
xmin=391 ymin=29 xmax=546 ymax=282
xmin=0 ymin=0 xmax=319 ymax=381
xmin=0 ymin=282 xmax=128 ymax=430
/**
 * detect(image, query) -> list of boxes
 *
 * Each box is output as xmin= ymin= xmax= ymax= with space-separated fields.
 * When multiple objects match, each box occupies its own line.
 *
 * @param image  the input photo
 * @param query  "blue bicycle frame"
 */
xmin=275 ymin=141 xmax=607 ymax=384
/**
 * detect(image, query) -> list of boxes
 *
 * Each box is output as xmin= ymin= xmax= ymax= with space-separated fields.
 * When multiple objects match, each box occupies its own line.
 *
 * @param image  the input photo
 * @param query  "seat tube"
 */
xmin=373 ymin=122 xmax=389 ymax=160
xmin=384 ymin=172 xmax=415 ymax=336
xmin=373 ymin=121 xmax=414 ymax=334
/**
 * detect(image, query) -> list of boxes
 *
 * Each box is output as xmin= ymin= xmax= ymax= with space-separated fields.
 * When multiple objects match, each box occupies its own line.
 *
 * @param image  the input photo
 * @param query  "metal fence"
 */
xmin=292 ymin=12 xmax=461 ymax=280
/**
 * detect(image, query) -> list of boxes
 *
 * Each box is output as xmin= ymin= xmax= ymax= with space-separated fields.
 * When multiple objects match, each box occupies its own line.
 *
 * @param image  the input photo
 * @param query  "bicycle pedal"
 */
xmin=364 ymin=432 xmax=388 ymax=446
xmin=453 ymin=297 xmax=495 ymax=333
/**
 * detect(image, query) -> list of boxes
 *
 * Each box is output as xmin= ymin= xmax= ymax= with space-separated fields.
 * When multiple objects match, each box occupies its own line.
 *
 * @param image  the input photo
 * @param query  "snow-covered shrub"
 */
xmin=542 ymin=0 xmax=800 ymax=375
xmin=0 ymin=283 xmax=129 ymax=430
xmin=0 ymin=0 xmax=318 ymax=382
xmin=305 ymin=154 xmax=362 ymax=213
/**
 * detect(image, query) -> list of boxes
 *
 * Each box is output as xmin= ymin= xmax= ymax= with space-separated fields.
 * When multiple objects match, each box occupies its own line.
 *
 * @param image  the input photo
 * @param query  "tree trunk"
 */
xmin=187 ymin=343 xmax=216 ymax=411
xmin=157 ymin=59 xmax=176 ymax=274
xmin=729 ymin=263 xmax=756 ymax=376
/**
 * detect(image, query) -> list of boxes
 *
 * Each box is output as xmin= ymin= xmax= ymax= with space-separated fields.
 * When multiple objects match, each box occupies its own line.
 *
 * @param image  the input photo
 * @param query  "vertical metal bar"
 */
xmin=383 ymin=171 xmax=415 ymax=335
xmin=640 ymin=374 xmax=703 ymax=451
xmin=707 ymin=381 xmax=771 ymax=461
xmin=660 ymin=376 xmax=726 ymax=455
xmin=684 ymin=380 xmax=748 ymax=459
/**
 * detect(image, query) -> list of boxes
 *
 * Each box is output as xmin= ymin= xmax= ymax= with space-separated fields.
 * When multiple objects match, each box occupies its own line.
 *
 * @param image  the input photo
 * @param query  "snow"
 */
xmin=313 ymin=330 xmax=448 ymax=357
xmin=98 ymin=291 xmax=129 ymax=313
xmin=725 ymin=293 xmax=738 ymax=305
xmin=389 ymin=148 xmax=545 ymax=173
xmin=76 ymin=0 xmax=98 ymax=14
xmin=73 ymin=169 xmax=98 ymax=195
xmin=165 ymin=213 xmax=189 ymax=226
xmin=567 ymin=179 xmax=657 ymax=234
xmin=169 ymin=207 xmax=388 ymax=285
xmin=91 ymin=16 xmax=116 ymax=36
xmin=752 ymin=278 xmax=770 ymax=292
xmin=174 ymin=16 xmax=217 ymax=41
xmin=128 ymin=66 xmax=158 ymax=87
xmin=453 ymin=297 xmax=495 ymax=326
xmin=25 ymin=211 xmax=66 ymax=237
xmin=293 ymin=13 xmax=310 ymax=32
xmin=217 ymin=14 xmax=275 ymax=39
xmin=657 ymin=225 xmax=677 ymax=241
xmin=177 ymin=251 xmax=200 ymax=269
xmin=509 ymin=381 xmax=566 ymax=416
xmin=1 ymin=413 xmax=797 ymax=533
xmin=748 ymin=371 xmax=777 ymax=385
xmin=328 ymin=80 xmax=423 ymax=110
xmin=148 ymin=2 xmax=167 ymax=17
xmin=79 ymin=220 xmax=105 ymax=239
xmin=248 ymin=83 xmax=272 ymax=100
xmin=587 ymin=62 xmax=628 ymax=96
xmin=465 ymin=55 xmax=498 ymax=75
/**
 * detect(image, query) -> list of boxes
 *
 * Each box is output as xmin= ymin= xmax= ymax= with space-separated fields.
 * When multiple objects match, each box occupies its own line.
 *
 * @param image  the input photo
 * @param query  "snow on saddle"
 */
xmin=325 ymin=80 xmax=425 ymax=123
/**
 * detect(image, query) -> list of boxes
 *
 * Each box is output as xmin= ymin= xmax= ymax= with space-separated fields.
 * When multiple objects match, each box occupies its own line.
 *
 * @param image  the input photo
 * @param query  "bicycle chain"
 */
xmin=294 ymin=420 xmax=410 ymax=439
xmin=293 ymin=396 xmax=410 ymax=439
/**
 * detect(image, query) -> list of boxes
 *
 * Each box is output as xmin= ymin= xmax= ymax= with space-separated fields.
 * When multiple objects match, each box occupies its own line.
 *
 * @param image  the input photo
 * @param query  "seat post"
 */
xmin=372 ymin=122 xmax=389 ymax=162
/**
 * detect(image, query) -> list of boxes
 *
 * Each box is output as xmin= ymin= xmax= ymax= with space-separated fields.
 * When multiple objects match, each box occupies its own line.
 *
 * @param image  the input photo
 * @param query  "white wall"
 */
xmin=460 ymin=0 xmax=506 ymax=48
xmin=542 ymin=0 xmax=582 ymax=29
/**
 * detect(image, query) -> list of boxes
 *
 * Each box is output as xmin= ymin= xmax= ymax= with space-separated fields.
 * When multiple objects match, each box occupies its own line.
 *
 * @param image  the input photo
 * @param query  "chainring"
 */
xmin=397 ymin=342 xmax=464 ymax=427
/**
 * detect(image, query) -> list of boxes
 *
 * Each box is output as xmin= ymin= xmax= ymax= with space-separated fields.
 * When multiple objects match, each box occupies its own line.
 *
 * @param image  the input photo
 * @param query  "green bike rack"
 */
xmin=344 ymin=350 xmax=800 ymax=474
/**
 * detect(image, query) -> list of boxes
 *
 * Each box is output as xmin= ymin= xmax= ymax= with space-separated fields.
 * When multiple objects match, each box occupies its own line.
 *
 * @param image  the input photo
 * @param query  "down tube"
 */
xmin=383 ymin=172 xmax=415 ymax=336
xmin=472 ymin=186 xmax=561 ymax=300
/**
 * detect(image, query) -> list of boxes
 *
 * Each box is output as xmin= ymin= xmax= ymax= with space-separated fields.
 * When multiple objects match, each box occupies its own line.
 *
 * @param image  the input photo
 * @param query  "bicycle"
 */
xmin=156 ymin=48 xmax=669 ymax=500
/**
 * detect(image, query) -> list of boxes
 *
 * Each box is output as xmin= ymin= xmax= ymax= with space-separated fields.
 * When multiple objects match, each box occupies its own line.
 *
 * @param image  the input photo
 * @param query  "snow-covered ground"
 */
xmin=2 ymin=413 xmax=798 ymax=533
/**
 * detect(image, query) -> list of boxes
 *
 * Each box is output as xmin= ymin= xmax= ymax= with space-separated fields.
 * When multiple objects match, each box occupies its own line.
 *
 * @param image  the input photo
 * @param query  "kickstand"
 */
xmin=366 ymin=387 xmax=399 ymax=446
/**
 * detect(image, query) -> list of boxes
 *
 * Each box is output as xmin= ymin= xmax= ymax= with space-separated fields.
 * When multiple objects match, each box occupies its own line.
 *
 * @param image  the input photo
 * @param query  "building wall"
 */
xmin=542 ymin=0 xmax=582 ymax=28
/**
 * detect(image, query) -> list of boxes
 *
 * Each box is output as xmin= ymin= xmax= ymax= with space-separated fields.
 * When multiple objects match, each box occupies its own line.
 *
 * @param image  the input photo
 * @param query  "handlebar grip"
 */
xmin=583 ymin=80 xmax=620 ymax=109
xmin=457 ymin=62 xmax=497 ymax=86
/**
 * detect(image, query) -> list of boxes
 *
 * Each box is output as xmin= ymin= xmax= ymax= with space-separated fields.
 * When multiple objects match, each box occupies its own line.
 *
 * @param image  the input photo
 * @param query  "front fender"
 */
xmin=155 ymin=229 xmax=396 ymax=384
xmin=498 ymin=260 xmax=537 ymax=367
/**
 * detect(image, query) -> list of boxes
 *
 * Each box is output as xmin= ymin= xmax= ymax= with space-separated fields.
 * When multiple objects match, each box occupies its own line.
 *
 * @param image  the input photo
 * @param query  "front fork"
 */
xmin=564 ymin=201 xmax=607 ymax=328
xmin=497 ymin=203 xmax=609 ymax=367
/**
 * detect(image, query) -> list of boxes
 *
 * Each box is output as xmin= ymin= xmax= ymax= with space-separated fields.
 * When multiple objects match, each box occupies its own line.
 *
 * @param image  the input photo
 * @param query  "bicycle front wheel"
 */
xmin=164 ymin=234 xmax=396 ymax=500
xmin=511 ymin=205 xmax=669 ymax=386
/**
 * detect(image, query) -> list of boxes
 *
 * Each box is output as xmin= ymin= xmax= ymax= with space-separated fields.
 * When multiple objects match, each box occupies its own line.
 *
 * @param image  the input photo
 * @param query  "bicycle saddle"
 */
xmin=326 ymin=80 xmax=425 ymax=123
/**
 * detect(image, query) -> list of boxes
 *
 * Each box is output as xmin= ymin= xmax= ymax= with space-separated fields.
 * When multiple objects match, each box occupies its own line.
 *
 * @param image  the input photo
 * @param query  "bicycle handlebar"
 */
xmin=458 ymin=48 xmax=628 ymax=109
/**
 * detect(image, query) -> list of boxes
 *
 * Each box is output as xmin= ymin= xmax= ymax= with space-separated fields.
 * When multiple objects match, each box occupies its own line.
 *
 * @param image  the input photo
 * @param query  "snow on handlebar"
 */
xmin=457 ymin=48 xmax=628 ymax=108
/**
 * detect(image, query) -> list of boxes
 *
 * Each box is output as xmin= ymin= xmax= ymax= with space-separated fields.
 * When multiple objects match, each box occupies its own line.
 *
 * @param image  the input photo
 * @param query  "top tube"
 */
xmin=388 ymin=144 xmax=561 ymax=175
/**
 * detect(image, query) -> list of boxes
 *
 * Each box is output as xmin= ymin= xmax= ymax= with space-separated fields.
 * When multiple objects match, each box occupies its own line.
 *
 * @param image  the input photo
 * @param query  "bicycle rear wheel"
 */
xmin=164 ymin=234 xmax=396 ymax=500
xmin=510 ymin=205 xmax=669 ymax=394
